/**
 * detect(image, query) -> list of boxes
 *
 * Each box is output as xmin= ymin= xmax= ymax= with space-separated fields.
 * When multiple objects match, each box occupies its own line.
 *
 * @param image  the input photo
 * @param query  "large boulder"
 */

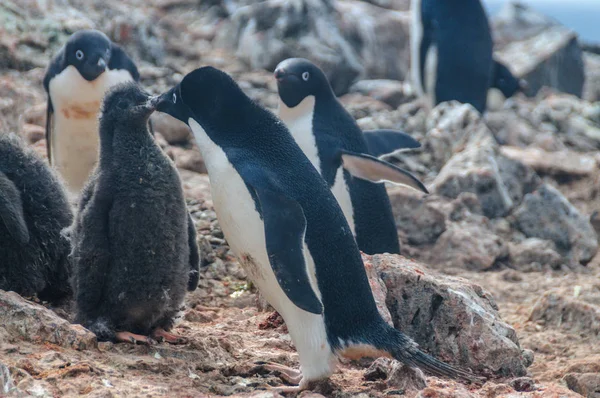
xmin=511 ymin=183 xmax=598 ymax=264
xmin=0 ymin=290 xmax=96 ymax=350
xmin=369 ymin=254 xmax=529 ymax=376
xmin=492 ymin=3 xmax=585 ymax=97
xmin=215 ymin=0 xmax=363 ymax=95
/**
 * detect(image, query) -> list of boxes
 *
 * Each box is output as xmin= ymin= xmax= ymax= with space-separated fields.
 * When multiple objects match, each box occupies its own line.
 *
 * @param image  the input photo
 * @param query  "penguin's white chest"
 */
xmin=278 ymin=97 xmax=356 ymax=235
xmin=188 ymin=118 xmax=335 ymax=381
xmin=48 ymin=65 xmax=133 ymax=194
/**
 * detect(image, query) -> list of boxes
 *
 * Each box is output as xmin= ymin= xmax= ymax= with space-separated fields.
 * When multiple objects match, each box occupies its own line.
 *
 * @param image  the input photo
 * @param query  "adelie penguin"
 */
xmin=0 ymin=133 xmax=72 ymax=303
xmin=411 ymin=0 xmax=495 ymax=113
xmin=154 ymin=66 xmax=478 ymax=390
xmin=43 ymin=29 xmax=145 ymax=196
xmin=71 ymin=83 xmax=200 ymax=344
xmin=274 ymin=58 xmax=428 ymax=255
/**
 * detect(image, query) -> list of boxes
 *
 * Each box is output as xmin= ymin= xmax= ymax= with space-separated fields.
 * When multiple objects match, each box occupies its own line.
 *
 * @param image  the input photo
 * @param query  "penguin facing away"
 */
xmin=274 ymin=58 xmax=428 ymax=255
xmin=43 ymin=29 xmax=142 ymax=196
xmin=154 ymin=66 xmax=478 ymax=390
xmin=0 ymin=133 xmax=73 ymax=303
xmin=411 ymin=0 xmax=494 ymax=113
xmin=71 ymin=83 xmax=200 ymax=344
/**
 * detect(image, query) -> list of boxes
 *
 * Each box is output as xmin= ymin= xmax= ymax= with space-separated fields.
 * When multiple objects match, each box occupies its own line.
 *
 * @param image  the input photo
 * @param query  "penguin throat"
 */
xmin=278 ymin=96 xmax=316 ymax=123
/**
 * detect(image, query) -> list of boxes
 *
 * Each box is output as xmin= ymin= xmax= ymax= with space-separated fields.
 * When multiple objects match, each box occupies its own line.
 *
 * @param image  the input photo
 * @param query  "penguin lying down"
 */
xmin=154 ymin=66 xmax=481 ymax=391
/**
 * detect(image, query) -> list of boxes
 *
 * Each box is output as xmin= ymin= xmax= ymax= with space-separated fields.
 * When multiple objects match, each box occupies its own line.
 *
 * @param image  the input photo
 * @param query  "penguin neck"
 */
xmin=278 ymin=96 xmax=316 ymax=124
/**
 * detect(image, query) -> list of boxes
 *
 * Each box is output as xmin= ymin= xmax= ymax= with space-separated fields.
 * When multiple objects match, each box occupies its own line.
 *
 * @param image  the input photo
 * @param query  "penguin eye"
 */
xmin=75 ymin=50 xmax=84 ymax=60
xmin=302 ymin=71 xmax=310 ymax=81
xmin=172 ymin=93 xmax=177 ymax=103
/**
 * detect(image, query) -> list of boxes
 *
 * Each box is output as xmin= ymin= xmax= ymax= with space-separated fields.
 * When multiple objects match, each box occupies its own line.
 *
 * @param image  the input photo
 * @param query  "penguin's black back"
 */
xmin=196 ymin=82 xmax=388 ymax=346
xmin=312 ymin=97 xmax=400 ymax=255
xmin=422 ymin=0 xmax=493 ymax=112
xmin=72 ymin=86 xmax=190 ymax=337
xmin=0 ymin=134 xmax=72 ymax=301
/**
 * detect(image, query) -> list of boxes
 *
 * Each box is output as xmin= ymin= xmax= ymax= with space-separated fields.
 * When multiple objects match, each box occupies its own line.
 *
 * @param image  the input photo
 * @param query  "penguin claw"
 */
xmin=151 ymin=327 xmax=188 ymax=344
xmin=115 ymin=331 xmax=155 ymax=345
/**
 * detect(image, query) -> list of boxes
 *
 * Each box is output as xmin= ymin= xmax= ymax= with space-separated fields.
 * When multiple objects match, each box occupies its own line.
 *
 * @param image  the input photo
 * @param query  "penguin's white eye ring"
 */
xmin=75 ymin=50 xmax=84 ymax=60
xmin=302 ymin=71 xmax=310 ymax=81
xmin=172 ymin=93 xmax=177 ymax=103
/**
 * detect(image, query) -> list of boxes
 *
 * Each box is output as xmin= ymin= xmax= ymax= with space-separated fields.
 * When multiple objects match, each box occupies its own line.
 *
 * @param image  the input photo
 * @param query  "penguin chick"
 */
xmin=0 ymin=133 xmax=73 ymax=303
xmin=275 ymin=58 xmax=428 ymax=255
xmin=71 ymin=82 xmax=199 ymax=345
xmin=43 ymin=29 xmax=144 ymax=197
xmin=154 ymin=66 xmax=480 ymax=391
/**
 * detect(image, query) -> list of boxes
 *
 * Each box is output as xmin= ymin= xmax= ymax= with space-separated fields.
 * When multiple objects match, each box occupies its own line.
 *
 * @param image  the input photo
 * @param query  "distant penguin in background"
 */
xmin=71 ymin=83 xmax=199 ymax=344
xmin=154 ymin=66 xmax=477 ymax=391
xmin=274 ymin=58 xmax=428 ymax=255
xmin=410 ymin=0 xmax=494 ymax=113
xmin=43 ymin=29 xmax=143 ymax=197
xmin=0 ymin=133 xmax=72 ymax=303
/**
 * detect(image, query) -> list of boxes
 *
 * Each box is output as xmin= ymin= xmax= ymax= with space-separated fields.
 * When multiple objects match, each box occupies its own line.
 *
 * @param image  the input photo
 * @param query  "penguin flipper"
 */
xmin=0 ymin=172 xmax=30 ymax=245
xmin=250 ymin=182 xmax=324 ymax=315
xmin=362 ymin=129 xmax=421 ymax=157
xmin=340 ymin=150 xmax=429 ymax=194
xmin=46 ymin=98 xmax=54 ymax=164
xmin=187 ymin=212 xmax=201 ymax=291
xmin=109 ymin=43 xmax=140 ymax=81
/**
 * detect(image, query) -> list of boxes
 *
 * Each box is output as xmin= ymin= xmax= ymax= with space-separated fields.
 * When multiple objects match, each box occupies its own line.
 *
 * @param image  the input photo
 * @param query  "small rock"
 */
xmin=431 ymin=221 xmax=508 ymax=271
xmin=362 ymin=253 xmax=393 ymax=326
xmin=511 ymin=183 xmax=598 ymax=264
xmin=20 ymin=123 xmax=45 ymax=144
xmin=349 ymin=79 xmax=412 ymax=108
xmin=387 ymin=188 xmax=446 ymax=246
xmin=564 ymin=373 xmax=600 ymax=398
xmin=0 ymin=290 xmax=97 ymax=350
xmin=170 ymin=145 xmax=207 ymax=174
xmin=500 ymin=146 xmax=598 ymax=177
xmin=364 ymin=358 xmax=426 ymax=392
xmin=509 ymin=376 xmax=536 ymax=392
xmin=521 ymin=349 xmax=535 ymax=368
xmin=371 ymin=254 xmax=527 ymax=376
xmin=529 ymin=290 xmax=600 ymax=335
xmin=508 ymin=238 xmax=563 ymax=271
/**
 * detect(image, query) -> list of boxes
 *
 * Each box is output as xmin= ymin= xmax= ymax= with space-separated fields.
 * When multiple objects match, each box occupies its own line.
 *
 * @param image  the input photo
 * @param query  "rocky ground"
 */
xmin=1 ymin=0 xmax=600 ymax=397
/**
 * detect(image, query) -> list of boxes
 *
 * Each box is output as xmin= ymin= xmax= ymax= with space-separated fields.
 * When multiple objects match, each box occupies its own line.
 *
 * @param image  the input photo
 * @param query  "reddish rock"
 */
xmin=529 ymin=290 xmax=600 ymax=335
xmin=564 ymin=373 xmax=600 ymax=398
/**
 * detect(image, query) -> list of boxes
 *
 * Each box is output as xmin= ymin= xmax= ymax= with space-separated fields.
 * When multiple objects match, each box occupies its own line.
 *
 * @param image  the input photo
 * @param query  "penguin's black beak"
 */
xmin=80 ymin=53 xmax=108 ymax=81
xmin=274 ymin=68 xmax=287 ymax=81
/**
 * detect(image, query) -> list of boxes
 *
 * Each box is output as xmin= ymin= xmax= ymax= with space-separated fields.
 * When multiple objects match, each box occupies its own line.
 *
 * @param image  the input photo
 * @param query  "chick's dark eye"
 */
xmin=75 ymin=50 xmax=84 ymax=60
xmin=302 ymin=71 xmax=310 ymax=81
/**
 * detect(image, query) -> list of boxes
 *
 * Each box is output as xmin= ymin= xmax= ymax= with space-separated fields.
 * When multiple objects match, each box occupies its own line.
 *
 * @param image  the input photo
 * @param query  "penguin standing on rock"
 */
xmin=44 ymin=29 xmax=142 ymax=196
xmin=274 ymin=58 xmax=428 ymax=255
xmin=0 ymin=133 xmax=72 ymax=303
xmin=71 ymin=83 xmax=200 ymax=344
xmin=155 ymin=66 xmax=478 ymax=391
xmin=410 ymin=0 xmax=494 ymax=113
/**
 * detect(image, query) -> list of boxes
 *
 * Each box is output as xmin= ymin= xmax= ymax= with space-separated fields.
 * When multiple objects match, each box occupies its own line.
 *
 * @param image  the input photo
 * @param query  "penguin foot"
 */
xmin=151 ymin=327 xmax=188 ymax=344
xmin=115 ymin=331 xmax=155 ymax=345
xmin=261 ymin=362 xmax=303 ymax=385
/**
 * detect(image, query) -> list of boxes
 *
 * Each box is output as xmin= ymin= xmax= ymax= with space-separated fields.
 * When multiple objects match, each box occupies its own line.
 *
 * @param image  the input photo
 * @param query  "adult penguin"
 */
xmin=274 ymin=58 xmax=428 ymax=255
xmin=43 ymin=29 xmax=143 ymax=196
xmin=154 ymin=66 xmax=478 ymax=391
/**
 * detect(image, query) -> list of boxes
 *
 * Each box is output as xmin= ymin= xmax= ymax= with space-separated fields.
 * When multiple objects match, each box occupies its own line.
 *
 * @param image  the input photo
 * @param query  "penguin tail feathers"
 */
xmin=379 ymin=327 xmax=484 ymax=384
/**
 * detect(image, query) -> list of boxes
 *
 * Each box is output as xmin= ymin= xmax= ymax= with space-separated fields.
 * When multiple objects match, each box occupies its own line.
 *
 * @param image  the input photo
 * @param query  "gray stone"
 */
xmin=387 ymin=188 xmax=446 ymax=246
xmin=529 ymin=290 xmax=600 ymax=335
xmin=430 ymin=221 xmax=508 ymax=271
xmin=492 ymin=3 xmax=585 ymax=98
xmin=349 ymin=79 xmax=413 ymax=108
xmin=370 ymin=254 xmax=527 ymax=376
xmin=0 ymin=290 xmax=97 ymax=350
xmin=364 ymin=358 xmax=426 ymax=392
xmin=564 ymin=373 xmax=600 ymax=398
xmin=508 ymin=238 xmax=563 ymax=272
xmin=500 ymin=146 xmax=598 ymax=178
xmin=511 ymin=183 xmax=598 ymax=264
xmin=584 ymin=52 xmax=600 ymax=102
xmin=215 ymin=0 xmax=363 ymax=95
xmin=151 ymin=112 xmax=191 ymax=144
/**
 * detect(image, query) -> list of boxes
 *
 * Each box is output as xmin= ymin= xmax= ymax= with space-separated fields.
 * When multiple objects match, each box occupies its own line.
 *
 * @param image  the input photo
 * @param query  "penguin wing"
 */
xmin=362 ymin=129 xmax=421 ymax=157
xmin=0 ymin=172 xmax=30 ymax=245
xmin=247 ymin=179 xmax=324 ymax=315
xmin=43 ymin=48 xmax=65 ymax=164
xmin=340 ymin=150 xmax=429 ymax=194
xmin=186 ymin=212 xmax=201 ymax=291
xmin=108 ymin=43 xmax=140 ymax=81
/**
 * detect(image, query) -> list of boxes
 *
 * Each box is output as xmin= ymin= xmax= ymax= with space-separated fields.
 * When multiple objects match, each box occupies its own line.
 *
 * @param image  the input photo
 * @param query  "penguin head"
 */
xmin=274 ymin=58 xmax=334 ymax=108
xmin=64 ymin=30 xmax=112 ymax=82
xmin=155 ymin=66 xmax=249 ymax=130
xmin=101 ymin=82 xmax=155 ymax=126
